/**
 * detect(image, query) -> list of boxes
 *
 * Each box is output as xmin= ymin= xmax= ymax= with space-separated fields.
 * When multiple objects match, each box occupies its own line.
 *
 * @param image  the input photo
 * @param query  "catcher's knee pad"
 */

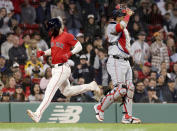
xmin=113 ymin=85 xmax=127 ymax=100
xmin=126 ymin=81 xmax=135 ymax=99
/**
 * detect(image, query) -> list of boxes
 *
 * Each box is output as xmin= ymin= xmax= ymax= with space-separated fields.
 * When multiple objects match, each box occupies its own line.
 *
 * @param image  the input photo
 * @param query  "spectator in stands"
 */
xmin=0 ymin=56 xmax=11 ymax=75
xmin=0 ymin=88 xmax=2 ymax=100
xmin=162 ymin=79 xmax=177 ymax=103
xmin=40 ymin=67 xmax=52 ymax=93
xmin=166 ymin=37 xmax=176 ymax=57
xmin=148 ymin=78 xmax=157 ymax=89
xmin=21 ymin=75 xmax=31 ymax=98
xmin=11 ymin=0 xmax=23 ymax=23
xmin=43 ymin=56 xmax=53 ymax=73
xmin=163 ymin=13 xmax=173 ymax=33
xmin=136 ymin=0 xmax=151 ymax=24
xmin=11 ymin=84 xmax=25 ymax=102
xmin=26 ymin=39 xmax=39 ymax=60
xmin=138 ymin=62 xmax=151 ymax=80
xmin=0 ymin=7 xmax=13 ymax=35
xmin=140 ymin=86 xmax=161 ymax=103
xmin=85 ymin=44 xmax=96 ymax=66
xmin=164 ymin=1 xmax=174 ymax=14
xmin=51 ymin=0 xmax=66 ymax=19
xmin=150 ymin=31 xmax=169 ymax=72
xmin=8 ymin=36 xmax=28 ymax=65
xmin=160 ymin=68 xmax=168 ymax=83
xmin=133 ymin=80 xmax=147 ymax=103
xmin=36 ymin=0 xmax=51 ymax=24
xmin=73 ymin=54 xmax=94 ymax=84
xmin=21 ymin=0 xmax=36 ymax=24
xmin=0 ymin=78 xmax=4 ymax=90
xmin=132 ymin=68 xmax=139 ymax=84
xmin=156 ymin=75 xmax=166 ymax=102
xmin=66 ymin=0 xmax=82 ymax=36
xmin=170 ymin=62 xmax=177 ymax=81
xmin=148 ymin=3 xmax=163 ymax=25
xmin=1 ymin=33 xmax=14 ymax=60
xmin=28 ymin=83 xmax=43 ymax=102
xmin=80 ymin=0 xmax=96 ymax=23
xmin=93 ymin=36 xmax=103 ymax=49
xmin=2 ymin=76 xmax=16 ymax=97
xmin=143 ymin=78 xmax=149 ymax=88
xmin=94 ymin=48 xmax=109 ymax=86
xmin=170 ymin=8 xmax=177 ymax=30
xmin=32 ymin=32 xmax=48 ymax=51
xmin=1 ymin=92 xmax=10 ymax=102
xmin=25 ymin=54 xmax=44 ymax=78
xmin=150 ymin=71 xmax=158 ymax=80
xmin=84 ymin=14 xmax=100 ymax=43
xmin=76 ymin=33 xmax=86 ymax=53
xmin=131 ymin=31 xmax=150 ymax=66
xmin=0 ymin=0 xmax=14 ymax=14
xmin=13 ymin=70 xmax=22 ymax=85
xmin=13 ymin=26 xmax=23 ymax=46
xmin=129 ymin=22 xmax=141 ymax=41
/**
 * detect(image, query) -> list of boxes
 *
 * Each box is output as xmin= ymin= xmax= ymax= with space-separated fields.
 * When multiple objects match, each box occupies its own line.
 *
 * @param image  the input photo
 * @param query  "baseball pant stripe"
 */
xmin=39 ymin=66 xmax=63 ymax=117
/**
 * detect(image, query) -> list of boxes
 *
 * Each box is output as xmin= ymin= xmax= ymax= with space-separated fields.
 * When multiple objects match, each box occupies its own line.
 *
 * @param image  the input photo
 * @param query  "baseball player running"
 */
xmin=94 ymin=5 xmax=141 ymax=124
xmin=27 ymin=17 xmax=100 ymax=123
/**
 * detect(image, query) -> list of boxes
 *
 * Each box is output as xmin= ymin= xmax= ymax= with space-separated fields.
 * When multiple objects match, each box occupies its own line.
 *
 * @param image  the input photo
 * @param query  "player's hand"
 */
xmin=62 ymin=51 xmax=72 ymax=62
xmin=126 ymin=8 xmax=134 ymax=16
xmin=37 ymin=51 xmax=45 ymax=58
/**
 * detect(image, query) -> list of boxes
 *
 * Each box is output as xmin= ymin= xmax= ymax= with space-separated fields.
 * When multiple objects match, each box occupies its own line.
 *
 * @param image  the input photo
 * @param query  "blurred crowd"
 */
xmin=0 ymin=0 xmax=177 ymax=103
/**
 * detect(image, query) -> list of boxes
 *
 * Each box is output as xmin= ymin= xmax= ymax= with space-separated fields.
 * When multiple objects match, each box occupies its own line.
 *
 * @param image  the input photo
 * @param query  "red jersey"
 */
xmin=50 ymin=32 xmax=78 ymax=64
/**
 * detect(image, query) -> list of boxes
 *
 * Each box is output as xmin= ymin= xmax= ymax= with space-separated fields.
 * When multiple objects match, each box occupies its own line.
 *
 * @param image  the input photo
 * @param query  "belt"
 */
xmin=112 ymin=55 xmax=129 ymax=61
xmin=58 ymin=63 xmax=64 ymax=66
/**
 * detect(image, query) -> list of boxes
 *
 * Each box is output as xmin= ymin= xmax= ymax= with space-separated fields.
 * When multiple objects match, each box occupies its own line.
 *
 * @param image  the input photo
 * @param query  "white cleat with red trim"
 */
xmin=121 ymin=114 xmax=141 ymax=124
xmin=27 ymin=110 xmax=40 ymax=123
xmin=94 ymin=104 xmax=104 ymax=122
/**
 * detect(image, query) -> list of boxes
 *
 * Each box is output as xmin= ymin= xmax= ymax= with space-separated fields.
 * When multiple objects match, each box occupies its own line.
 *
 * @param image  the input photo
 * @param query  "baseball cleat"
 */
xmin=91 ymin=81 xmax=101 ymax=99
xmin=94 ymin=104 xmax=104 ymax=122
xmin=121 ymin=114 xmax=141 ymax=124
xmin=26 ymin=110 xmax=40 ymax=123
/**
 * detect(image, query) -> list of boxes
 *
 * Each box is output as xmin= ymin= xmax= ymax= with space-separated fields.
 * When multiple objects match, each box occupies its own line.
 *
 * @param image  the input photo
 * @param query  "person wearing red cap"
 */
xmin=138 ymin=62 xmax=151 ymax=80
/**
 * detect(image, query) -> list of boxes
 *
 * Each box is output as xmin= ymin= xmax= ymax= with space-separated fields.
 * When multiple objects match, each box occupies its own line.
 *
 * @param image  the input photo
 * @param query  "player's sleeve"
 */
xmin=115 ymin=23 xmax=123 ymax=33
xmin=67 ymin=33 xmax=78 ymax=46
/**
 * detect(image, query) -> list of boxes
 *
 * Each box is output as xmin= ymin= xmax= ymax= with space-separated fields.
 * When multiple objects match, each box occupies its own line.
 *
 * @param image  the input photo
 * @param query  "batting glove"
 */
xmin=37 ymin=51 xmax=45 ymax=58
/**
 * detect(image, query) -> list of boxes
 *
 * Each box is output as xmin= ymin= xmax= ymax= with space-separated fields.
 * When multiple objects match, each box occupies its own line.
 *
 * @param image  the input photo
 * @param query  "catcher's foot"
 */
xmin=121 ymin=114 xmax=141 ymax=124
xmin=26 ymin=110 xmax=40 ymax=123
xmin=94 ymin=103 xmax=104 ymax=122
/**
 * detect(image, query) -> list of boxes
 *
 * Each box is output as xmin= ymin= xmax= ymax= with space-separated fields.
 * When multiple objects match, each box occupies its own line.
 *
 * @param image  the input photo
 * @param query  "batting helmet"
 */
xmin=112 ymin=8 xmax=126 ymax=19
xmin=47 ymin=18 xmax=62 ymax=37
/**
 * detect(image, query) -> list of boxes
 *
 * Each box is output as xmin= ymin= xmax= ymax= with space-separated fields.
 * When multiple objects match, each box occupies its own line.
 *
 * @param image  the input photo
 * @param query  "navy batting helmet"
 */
xmin=112 ymin=8 xmax=126 ymax=19
xmin=47 ymin=18 xmax=61 ymax=37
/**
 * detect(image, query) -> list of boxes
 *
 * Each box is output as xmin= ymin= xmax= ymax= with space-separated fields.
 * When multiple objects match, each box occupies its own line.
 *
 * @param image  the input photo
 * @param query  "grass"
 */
xmin=0 ymin=123 xmax=177 ymax=131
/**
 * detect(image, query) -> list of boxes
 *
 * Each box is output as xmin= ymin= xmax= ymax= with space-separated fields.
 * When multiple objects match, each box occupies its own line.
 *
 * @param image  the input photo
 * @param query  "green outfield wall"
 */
xmin=0 ymin=103 xmax=177 ymax=123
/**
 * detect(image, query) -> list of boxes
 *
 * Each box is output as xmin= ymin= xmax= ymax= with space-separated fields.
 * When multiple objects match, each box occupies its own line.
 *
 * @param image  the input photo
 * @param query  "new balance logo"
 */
xmin=48 ymin=105 xmax=83 ymax=123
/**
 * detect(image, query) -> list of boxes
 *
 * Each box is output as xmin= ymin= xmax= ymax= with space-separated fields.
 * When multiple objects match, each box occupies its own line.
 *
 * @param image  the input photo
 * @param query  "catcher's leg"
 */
xmin=121 ymin=67 xmax=141 ymax=124
xmin=94 ymin=84 xmax=127 ymax=121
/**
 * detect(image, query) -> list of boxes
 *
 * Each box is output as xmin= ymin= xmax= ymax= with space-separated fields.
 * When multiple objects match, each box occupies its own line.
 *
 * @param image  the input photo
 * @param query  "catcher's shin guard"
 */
xmin=122 ymin=81 xmax=134 ymax=116
xmin=100 ymin=85 xmax=126 ymax=111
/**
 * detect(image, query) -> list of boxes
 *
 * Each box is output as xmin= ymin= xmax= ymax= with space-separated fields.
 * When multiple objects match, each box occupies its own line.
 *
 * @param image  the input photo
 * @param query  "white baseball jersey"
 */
xmin=106 ymin=21 xmax=131 ymax=58
xmin=130 ymin=40 xmax=150 ymax=64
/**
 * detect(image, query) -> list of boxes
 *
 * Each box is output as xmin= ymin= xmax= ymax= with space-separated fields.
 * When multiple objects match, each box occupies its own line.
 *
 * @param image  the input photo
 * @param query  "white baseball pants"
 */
xmin=35 ymin=63 xmax=96 ymax=120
